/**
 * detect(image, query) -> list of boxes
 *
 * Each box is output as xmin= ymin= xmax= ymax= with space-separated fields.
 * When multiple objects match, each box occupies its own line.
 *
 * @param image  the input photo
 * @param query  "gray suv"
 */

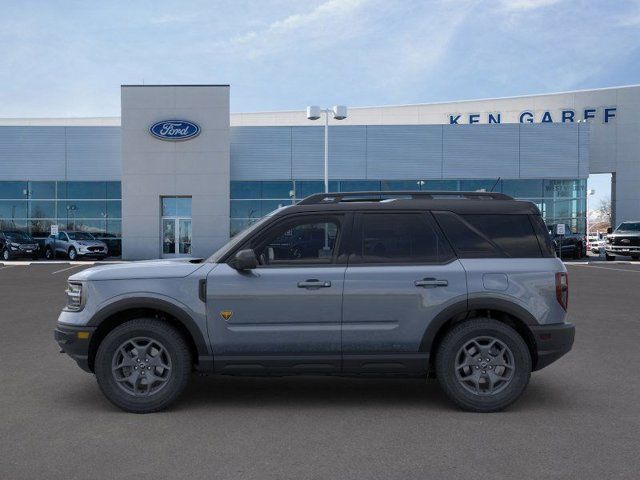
xmin=45 ymin=231 xmax=108 ymax=260
xmin=55 ymin=191 xmax=574 ymax=413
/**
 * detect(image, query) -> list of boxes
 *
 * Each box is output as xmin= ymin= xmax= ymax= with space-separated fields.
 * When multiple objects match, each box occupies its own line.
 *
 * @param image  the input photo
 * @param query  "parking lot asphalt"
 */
xmin=1 ymin=262 xmax=639 ymax=480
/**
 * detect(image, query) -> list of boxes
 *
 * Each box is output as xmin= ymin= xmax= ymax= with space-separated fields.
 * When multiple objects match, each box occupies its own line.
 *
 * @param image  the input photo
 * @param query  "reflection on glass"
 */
xmin=162 ymin=219 xmax=176 ymax=255
xmin=179 ymin=219 xmax=192 ymax=255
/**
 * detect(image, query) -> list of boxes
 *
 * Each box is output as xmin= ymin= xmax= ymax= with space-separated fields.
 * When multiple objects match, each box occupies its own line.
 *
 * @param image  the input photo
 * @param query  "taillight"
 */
xmin=555 ymin=272 xmax=569 ymax=310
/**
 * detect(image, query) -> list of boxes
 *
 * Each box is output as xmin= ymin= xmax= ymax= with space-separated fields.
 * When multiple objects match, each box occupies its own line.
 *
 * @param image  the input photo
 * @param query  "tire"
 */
xmin=68 ymin=247 xmax=77 ymax=260
xmin=573 ymin=243 xmax=583 ymax=259
xmin=2 ymin=249 xmax=10 ymax=261
xmin=94 ymin=318 xmax=192 ymax=413
xmin=605 ymin=253 xmax=616 ymax=261
xmin=436 ymin=318 xmax=531 ymax=413
xmin=44 ymin=247 xmax=53 ymax=260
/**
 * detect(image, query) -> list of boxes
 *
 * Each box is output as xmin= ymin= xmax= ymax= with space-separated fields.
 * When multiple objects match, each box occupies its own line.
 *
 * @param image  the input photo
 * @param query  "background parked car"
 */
xmin=547 ymin=223 xmax=587 ymax=259
xmin=0 ymin=231 xmax=40 ymax=260
xmin=44 ymin=231 xmax=108 ymax=260
xmin=604 ymin=221 xmax=640 ymax=261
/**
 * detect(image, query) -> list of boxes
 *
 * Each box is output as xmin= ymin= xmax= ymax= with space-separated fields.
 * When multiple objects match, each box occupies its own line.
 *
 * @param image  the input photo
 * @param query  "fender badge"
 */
xmin=220 ymin=310 xmax=233 ymax=321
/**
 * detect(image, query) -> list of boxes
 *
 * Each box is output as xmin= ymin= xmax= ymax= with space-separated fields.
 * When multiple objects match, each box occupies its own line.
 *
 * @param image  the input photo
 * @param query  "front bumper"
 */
xmin=604 ymin=245 xmax=640 ymax=255
xmin=54 ymin=324 xmax=96 ymax=373
xmin=530 ymin=322 xmax=575 ymax=371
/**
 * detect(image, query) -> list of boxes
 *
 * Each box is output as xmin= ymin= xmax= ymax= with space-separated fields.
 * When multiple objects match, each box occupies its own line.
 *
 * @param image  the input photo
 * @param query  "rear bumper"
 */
xmin=530 ymin=322 xmax=575 ymax=371
xmin=54 ymin=324 xmax=96 ymax=373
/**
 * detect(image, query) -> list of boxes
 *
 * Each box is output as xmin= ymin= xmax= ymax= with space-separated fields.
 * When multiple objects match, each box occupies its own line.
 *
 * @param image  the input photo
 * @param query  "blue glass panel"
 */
xmin=381 ymin=180 xmax=420 ymax=191
xmin=29 ymin=201 xmax=55 ymax=218
xmin=339 ymin=180 xmax=380 ymax=192
xmin=459 ymin=180 xmax=499 ymax=192
xmin=261 ymin=200 xmax=290 ymax=215
xmin=0 ymin=200 xmax=28 ymax=218
xmin=58 ymin=201 xmax=107 ymax=218
xmin=29 ymin=182 xmax=56 ymax=199
xmin=106 ymin=201 xmax=121 ymax=218
xmin=0 ymin=218 xmax=27 ymax=232
xmin=262 ymin=181 xmax=293 ymax=199
xmin=501 ymin=179 xmax=543 ymax=198
xmin=176 ymin=197 xmax=192 ymax=217
xmin=0 ymin=182 xmax=27 ymax=199
xmin=230 ymin=200 xmax=261 ymax=219
xmin=106 ymin=220 xmax=122 ymax=237
xmin=58 ymin=219 xmax=106 ymax=235
xmin=424 ymin=180 xmax=459 ymax=191
xmin=29 ymin=219 xmax=54 ymax=237
xmin=295 ymin=181 xmax=325 ymax=198
xmin=63 ymin=182 xmax=107 ymax=199
xmin=162 ymin=197 xmax=176 ymax=217
xmin=106 ymin=182 xmax=121 ymax=199
xmin=230 ymin=181 xmax=261 ymax=199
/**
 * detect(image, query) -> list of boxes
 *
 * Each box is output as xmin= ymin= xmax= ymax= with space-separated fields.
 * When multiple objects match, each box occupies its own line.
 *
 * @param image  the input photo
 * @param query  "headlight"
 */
xmin=65 ymin=282 xmax=84 ymax=311
xmin=10 ymin=242 xmax=19 ymax=250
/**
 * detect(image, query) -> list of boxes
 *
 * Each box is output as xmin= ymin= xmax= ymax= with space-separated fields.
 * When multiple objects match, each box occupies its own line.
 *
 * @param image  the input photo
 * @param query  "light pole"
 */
xmin=306 ymin=105 xmax=348 ymax=193
xmin=586 ymin=188 xmax=596 ymax=243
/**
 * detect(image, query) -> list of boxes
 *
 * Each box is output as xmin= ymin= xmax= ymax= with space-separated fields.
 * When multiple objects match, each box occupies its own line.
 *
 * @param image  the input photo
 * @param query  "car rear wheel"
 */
xmin=436 ymin=318 xmax=531 ymax=412
xmin=95 ymin=318 xmax=192 ymax=413
xmin=605 ymin=253 xmax=616 ymax=261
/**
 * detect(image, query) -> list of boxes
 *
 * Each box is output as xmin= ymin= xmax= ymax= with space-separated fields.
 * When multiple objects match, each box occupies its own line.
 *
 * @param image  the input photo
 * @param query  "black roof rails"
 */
xmin=297 ymin=190 xmax=513 ymax=205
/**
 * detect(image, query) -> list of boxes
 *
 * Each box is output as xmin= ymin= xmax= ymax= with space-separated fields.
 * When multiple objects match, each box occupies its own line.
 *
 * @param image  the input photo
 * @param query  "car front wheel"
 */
xmin=94 ymin=318 xmax=192 ymax=413
xmin=436 ymin=318 xmax=531 ymax=412
xmin=68 ymin=247 xmax=77 ymax=260
xmin=2 ymin=249 xmax=10 ymax=261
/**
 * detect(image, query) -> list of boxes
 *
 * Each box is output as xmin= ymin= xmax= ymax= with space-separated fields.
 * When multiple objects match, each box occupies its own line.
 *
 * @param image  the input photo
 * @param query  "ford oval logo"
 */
xmin=149 ymin=120 xmax=200 ymax=141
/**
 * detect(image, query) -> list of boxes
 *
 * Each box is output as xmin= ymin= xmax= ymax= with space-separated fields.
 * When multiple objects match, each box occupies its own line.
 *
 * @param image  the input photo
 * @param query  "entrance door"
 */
xmin=161 ymin=197 xmax=192 ymax=257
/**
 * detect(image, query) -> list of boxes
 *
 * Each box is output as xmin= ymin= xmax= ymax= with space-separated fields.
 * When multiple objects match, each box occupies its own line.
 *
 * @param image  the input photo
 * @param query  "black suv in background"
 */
xmin=547 ymin=223 xmax=587 ymax=259
xmin=0 ymin=231 xmax=40 ymax=260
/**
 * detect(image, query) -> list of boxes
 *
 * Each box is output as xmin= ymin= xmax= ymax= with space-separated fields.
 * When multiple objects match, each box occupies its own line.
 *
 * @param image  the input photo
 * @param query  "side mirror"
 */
xmin=231 ymin=249 xmax=258 ymax=270
xmin=607 ymin=227 xmax=613 ymax=234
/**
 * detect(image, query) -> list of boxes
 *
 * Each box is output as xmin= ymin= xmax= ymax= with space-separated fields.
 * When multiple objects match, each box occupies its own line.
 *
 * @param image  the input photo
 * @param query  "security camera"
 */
xmin=306 ymin=106 xmax=321 ymax=120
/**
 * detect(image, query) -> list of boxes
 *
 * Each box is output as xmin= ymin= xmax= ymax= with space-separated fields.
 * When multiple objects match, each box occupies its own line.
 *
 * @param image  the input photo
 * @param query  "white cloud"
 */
xmin=498 ymin=0 xmax=563 ymax=11
xmin=226 ymin=0 xmax=371 ymax=58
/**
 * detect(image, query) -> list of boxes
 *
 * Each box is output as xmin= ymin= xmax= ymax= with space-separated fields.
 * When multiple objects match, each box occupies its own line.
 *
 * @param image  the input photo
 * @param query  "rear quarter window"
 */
xmin=434 ymin=212 xmax=544 ymax=258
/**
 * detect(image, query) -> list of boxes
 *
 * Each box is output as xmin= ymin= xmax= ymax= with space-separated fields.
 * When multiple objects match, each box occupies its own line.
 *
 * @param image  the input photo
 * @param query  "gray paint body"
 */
xmin=59 ymin=248 xmax=567 ymax=373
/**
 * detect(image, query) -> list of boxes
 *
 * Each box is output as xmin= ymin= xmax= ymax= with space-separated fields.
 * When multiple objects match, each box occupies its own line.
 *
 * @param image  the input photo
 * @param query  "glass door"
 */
xmin=161 ymin=197 xmax=192 ymax=257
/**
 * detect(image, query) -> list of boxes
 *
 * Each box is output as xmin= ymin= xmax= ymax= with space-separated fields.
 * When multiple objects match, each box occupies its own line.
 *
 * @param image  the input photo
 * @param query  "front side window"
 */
xmin=354 ymin=213 xmax=453 ymax=264
xmin=617 ymin=222 xmax=640 ymax=232
xmin=251 ymin=217 xmax=340 ymax=266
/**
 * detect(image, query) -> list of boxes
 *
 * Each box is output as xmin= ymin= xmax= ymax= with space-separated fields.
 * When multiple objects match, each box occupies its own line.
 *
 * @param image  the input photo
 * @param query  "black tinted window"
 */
xmin=253 ymin=217 xmax=340 ymax=265
xmin=530 ymin=215 xmax=555 ymax=257
xmin=462 ymin=215 xmax=542 ymax=258
xmin=355 ymin=213 xmax=453 ymax=263
xmin=433 ymin=212 xmax=499 ymax=257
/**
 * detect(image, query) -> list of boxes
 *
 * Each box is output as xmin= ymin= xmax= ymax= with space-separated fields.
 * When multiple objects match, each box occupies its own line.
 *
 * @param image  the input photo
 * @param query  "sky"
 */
xmin=1 ymin=0 xmax=638 ymax=202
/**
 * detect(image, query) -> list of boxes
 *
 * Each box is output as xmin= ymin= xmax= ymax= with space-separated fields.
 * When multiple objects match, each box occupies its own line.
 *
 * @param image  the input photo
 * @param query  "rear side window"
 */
xmin=353 ymin=212 xmax=454 ymax=264
xmin=530 ymin=214 xmax=556 ymax=257
xmin=434 ymin=212 xmax=543 ymax=258
xmin=462 ymin=215 xmax=542 ymax=258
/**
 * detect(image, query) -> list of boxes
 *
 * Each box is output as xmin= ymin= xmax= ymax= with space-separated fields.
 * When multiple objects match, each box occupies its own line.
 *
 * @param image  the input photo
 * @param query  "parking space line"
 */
xmin=0 ymin=265 xmax=17 ymax=271
xmin=51 ymin=264 xmax=87 ymax=275
xmin=569 ymin=263 xmax=640 ymax=273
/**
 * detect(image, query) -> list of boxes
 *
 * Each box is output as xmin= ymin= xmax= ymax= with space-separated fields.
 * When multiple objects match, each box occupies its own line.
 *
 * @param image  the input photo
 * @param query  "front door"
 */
xmin=161 ymin=197 xmax=192 ymax=257
xmin=206 ymin=214 xmax=348 ymax=374
xmin=341 ymin=212 xmax=468 ymax=374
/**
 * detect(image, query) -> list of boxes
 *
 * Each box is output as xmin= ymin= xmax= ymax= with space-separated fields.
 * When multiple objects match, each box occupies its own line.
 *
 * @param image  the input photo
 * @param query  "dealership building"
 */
xmin=0 ymin=84 xmax=638 ymax=259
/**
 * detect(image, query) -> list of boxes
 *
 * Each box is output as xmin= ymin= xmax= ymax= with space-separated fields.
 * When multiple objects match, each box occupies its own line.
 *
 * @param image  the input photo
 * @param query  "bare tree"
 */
xmin=596 ymin=198 xmax=612 ymax=225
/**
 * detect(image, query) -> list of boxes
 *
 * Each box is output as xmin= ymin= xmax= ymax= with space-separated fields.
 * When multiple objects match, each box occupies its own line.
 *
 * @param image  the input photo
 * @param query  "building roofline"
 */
xmin=231 ymin=84 xmax=640 ymax=115
xmin=121 ymin=84 xmax=230 ymax=87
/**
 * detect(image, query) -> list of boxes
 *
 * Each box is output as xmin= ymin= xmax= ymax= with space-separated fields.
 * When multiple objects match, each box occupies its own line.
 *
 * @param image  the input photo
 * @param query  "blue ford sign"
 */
xmin=149 ymin=120 xmax=200 ymax=141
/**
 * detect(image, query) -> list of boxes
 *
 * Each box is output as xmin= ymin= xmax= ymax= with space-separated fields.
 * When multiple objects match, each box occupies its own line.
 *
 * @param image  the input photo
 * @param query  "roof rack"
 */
xmin=297 ymin=190 xmax=513 ymax=205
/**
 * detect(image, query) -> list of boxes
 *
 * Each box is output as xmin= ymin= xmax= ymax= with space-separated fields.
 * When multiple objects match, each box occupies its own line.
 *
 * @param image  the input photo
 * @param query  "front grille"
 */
xmin=19 ymin=244 xmax=38 ymax=251
xmin=612 ymin=236 xmax=640 ymax=246
xmin=87 ymin=246 xmax=104 ymax=252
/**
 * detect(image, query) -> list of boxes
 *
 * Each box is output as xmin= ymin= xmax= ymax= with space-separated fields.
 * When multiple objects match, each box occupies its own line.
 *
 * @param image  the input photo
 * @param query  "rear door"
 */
xmin=341 ymin=211 xmax=467 ymax=374
xmin=206 ymin=213 xmax=350 ymax=374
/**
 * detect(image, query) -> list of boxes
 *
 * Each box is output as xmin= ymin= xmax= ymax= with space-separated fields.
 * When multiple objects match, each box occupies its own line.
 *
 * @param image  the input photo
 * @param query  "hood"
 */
xmin=75 ymin=240 xmax=107 ymax=246
xmin=69 ymin=257 xmax=206 ymax=281
xmin=610 ymin=231 xmax=640 ymax=237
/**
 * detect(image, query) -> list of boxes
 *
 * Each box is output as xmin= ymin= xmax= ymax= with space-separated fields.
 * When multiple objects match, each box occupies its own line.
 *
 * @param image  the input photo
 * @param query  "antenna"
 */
xmin=489 ymin=177 xmax=501 ymax=193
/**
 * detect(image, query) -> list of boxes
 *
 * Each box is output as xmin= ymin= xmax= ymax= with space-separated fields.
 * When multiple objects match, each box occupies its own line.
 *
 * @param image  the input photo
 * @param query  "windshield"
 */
xmin=67 ymin=232 xmax=96 ymax=240
xmin=207 ymin=206 xmax=290 ymax=263
xmin=6 ymin=231 xmax=33 ymax=242
xmin=616 ymin=222 xmax=640 ymax=232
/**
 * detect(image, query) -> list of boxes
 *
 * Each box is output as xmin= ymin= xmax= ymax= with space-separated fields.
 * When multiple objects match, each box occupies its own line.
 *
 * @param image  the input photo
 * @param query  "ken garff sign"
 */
xmin=448 ymin=106 xmax=617 ymax=125
xmin=149 ymin=120 xmax=200 ymax=141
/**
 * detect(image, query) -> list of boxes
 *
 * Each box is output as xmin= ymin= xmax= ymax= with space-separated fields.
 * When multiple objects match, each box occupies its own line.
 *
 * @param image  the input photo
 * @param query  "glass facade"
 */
xmin=0 ymin=181 xmax=122 ymax=256
xmin=230 ymin=179 xmax=587 ymax=237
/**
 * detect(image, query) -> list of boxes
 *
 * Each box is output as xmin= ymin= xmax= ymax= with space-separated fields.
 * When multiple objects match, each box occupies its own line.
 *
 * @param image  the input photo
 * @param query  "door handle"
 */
xmin=297 ymin=279 xmax=331 ymax=289
xmin=414 ymin=278 xmax=448 ymax=288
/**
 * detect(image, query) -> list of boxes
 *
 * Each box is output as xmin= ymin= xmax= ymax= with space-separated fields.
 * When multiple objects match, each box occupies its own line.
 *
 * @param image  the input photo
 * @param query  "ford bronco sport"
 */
xmin=55 ymin=191 xmax=574 ymax=413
